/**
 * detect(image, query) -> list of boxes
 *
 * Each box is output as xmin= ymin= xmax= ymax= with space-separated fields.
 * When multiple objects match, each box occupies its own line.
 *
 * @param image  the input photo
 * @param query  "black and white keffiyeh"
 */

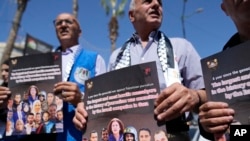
xmin=113 ymin=31 xmax=175 ymax=72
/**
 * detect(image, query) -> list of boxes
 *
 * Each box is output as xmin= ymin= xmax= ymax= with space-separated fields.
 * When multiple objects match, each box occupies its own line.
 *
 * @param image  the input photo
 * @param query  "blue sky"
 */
xmin=0 ymin=0 xmax=236 ymax=63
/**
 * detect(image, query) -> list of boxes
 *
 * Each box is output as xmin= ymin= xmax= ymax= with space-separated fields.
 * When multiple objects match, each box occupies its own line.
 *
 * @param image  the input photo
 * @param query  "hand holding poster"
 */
xmin=201 ymin=41 xmax=250 ymax=125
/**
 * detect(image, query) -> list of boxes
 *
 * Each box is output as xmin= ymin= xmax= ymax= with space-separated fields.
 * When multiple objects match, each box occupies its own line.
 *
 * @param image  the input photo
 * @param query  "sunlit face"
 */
xmin=54 ymin=13 xmax=81 ymax=48
xmin=111 ymin=121 xmax=121 ymax=135
xmin=154 ymin=131 xmax=168 ymax=141
xmin=1 ymin=64 xmax=9 ymax=83
xmin=125 ymin=133 xmax=134 ymax=141
xmin=129 ymin=0 xmax=163 ymax=30
xmin=101 ymin=130 xmax=109 ymax=141
xmin=90 ymin=132 xmax=98 ymax=141
xmin=139 ymin=130 xmax=151 ymax=141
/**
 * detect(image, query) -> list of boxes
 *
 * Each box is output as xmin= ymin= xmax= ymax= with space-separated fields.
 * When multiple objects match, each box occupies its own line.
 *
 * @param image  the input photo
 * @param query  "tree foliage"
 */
xmin=100 ymin=0 xmax=127 ymax=53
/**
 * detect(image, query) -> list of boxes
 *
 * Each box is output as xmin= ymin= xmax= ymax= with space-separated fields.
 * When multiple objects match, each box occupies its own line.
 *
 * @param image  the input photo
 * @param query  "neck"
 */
xmin=60 ymin=42 xmax=78 ymax=51
xmin=134 ymin=24 xmax=158 ymax=41
xmin=138 ymin=32 xmax=150 ymax=42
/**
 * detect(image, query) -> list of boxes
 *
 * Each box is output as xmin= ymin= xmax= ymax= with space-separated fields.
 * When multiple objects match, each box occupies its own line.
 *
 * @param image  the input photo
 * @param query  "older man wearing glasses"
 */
xmin=53 ymin=13 xmax=106 ymax=141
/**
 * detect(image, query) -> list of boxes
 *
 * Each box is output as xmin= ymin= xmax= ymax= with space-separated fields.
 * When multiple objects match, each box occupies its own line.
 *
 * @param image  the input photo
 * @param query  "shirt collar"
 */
xmin=131 ymin=30 xmax=160 ymax=44
xmin=56 ymin=45 xmax=79 ymax=55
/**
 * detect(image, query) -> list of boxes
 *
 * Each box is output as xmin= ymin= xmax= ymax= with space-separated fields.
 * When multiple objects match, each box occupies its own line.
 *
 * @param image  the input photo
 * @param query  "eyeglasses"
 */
xmin=53 ymin=19 xmax=74 ymax=26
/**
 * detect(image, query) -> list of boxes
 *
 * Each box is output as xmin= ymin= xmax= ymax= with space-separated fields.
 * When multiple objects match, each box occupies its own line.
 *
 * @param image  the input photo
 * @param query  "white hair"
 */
xmin=129 ymin=0 xmax=136 ymax=10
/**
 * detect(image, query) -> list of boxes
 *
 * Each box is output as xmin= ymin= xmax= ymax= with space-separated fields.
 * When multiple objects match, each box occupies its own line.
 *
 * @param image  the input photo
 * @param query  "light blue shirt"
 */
xmin=108 ymin=32 xmax=204 ymax=90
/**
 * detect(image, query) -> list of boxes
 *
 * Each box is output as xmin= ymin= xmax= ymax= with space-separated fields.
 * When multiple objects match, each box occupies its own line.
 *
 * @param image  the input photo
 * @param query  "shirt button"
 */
xmin=141 ymin=57 xmax=144 ymax=60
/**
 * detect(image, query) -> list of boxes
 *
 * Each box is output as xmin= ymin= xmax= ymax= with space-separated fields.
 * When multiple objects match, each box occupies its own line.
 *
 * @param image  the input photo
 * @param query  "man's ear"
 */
xmin=78 ymin=29 xmax=82 ymax=36
xmin=129 ymin=10 xmax=134 ymax=22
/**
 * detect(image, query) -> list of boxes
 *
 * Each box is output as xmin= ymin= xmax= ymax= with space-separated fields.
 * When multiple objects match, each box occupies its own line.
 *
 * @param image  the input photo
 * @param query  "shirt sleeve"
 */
xmin=170 ymin=37 xmax=205 ymax=90
xmin=95 ymin=54 xmax=106 ymax=76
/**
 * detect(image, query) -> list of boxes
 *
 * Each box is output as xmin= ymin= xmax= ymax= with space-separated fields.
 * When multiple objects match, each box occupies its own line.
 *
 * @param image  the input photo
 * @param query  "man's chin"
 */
xmin=59 ymin=36 xmax=71 ymax=40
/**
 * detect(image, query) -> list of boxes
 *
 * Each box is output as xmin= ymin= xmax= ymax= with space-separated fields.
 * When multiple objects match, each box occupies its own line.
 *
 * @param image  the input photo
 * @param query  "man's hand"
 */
xmin=0 ymin=86 xmax=11 ymax=106
xmin=154 ymin=82 xmax=200 ymax=121
xmin=73 ymin=102 xmax=88 ymax=131
xmin=199 ymin=101 xmax=235 ymax=133
xmin=54 ymin=82 xmax=82 ymax=106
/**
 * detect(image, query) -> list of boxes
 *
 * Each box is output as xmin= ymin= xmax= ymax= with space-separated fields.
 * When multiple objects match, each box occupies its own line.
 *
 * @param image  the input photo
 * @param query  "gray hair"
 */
xmin=129 ymin=0 xmax=136 ymax=10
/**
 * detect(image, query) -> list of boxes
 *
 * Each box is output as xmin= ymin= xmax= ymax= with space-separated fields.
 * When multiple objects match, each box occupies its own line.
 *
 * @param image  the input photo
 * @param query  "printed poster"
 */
xmin=6 ymin=52 xmax=64 ymax=136
xmin=83 ymin=61 xmax=165 ymax=141
xmin=201 ymin=40 xmax=250 ymax=125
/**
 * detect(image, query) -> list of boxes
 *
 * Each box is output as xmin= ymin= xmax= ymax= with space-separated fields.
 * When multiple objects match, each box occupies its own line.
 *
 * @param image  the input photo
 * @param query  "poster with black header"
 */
xmin=201 ymin=40 xmax=250 ymax=125
xmin=84 ymin=61 xmax=165 ymax=141
xmin=6 ymin=52 xmax=64 ymax=136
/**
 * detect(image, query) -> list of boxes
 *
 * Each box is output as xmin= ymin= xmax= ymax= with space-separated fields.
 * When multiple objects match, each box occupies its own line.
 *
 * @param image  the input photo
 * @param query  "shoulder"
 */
xmin=77 ymin=48 xmax=103 ymax=61
xmin=108 ymin=47 xmax=122 ymax=70
xmin=169 ymin=37 xmax=194 ymax=48
xmin=168 ymin=37 xmax=198 ymax=54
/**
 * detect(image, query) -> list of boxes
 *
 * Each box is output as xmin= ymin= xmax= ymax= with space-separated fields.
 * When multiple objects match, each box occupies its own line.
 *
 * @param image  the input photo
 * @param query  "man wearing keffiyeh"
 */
xmin=74 ymin=0 xmax=207 ymax=141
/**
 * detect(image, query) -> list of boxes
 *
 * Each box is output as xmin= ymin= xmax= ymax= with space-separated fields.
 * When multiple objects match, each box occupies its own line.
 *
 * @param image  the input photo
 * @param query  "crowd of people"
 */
xmin=4 ymin=85 xmax=64 ymax=136
xmin=1 ymin=0 xmax=249 ymax=141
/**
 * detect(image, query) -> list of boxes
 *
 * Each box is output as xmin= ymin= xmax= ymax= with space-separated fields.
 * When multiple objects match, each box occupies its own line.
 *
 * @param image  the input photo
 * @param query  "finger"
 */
xmin=73 ymin=116 xmax=84 ymax=130
xmin=199 ymin=108 xmax=235 ymax=120
xmin=76 ymin=102 xmax=88 ymax=117
xmin=55 ymin=82 xmax=76 ymax=89
xmin=155 ymin=98 xmax=185 ymax=121
xmin=0 ymin=95 xmax=8 ymax=99
xmin=154 ymin=85 xmax=177 ymax=106
xmin=208 ymin=124 xmax=229 ymax=133
xmin=154 ymin=95 xmax=176 ymax=115
xmin=200 ymin=102 xmax=229 ymax=111
xmin=0 ymin=89 xmax=11 ymax=96
xmin=201 ymin=115 xmax=234 ymax=125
